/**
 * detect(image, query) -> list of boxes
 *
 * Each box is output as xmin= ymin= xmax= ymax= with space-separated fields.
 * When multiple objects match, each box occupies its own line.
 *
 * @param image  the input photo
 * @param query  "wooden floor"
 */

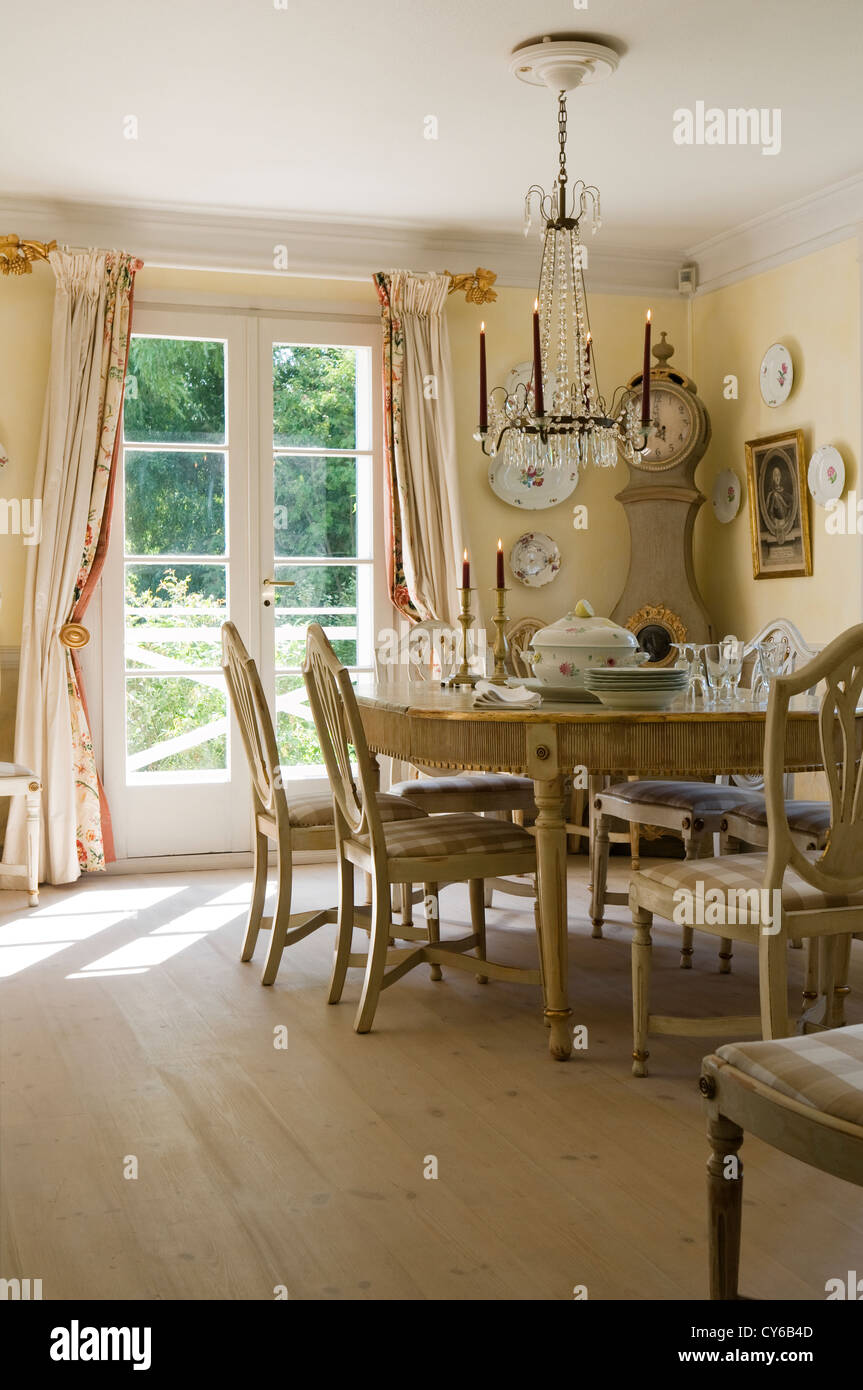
xmin=1 ymin=856 xmax=860 ymax=1302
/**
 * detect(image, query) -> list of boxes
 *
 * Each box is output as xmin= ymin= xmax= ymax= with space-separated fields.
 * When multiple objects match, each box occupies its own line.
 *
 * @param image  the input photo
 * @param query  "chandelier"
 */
xmin=476 ymin=40 xmax=651 ymax=479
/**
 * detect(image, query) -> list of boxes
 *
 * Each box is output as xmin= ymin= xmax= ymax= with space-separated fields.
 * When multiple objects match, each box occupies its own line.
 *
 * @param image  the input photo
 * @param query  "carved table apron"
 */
xmin=355 ymin=680 xmax=832 ymax=1060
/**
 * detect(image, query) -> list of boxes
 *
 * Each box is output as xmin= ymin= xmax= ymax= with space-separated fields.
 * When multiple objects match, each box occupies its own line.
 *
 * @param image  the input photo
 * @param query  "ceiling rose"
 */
xmin=509 ymin=37 xmax=620 ymax=93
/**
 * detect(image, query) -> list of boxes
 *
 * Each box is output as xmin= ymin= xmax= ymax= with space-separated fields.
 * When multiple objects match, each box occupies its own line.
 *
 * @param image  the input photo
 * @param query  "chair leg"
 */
xmin=631 ymin=903 xmax=653 ymax=1077
xmin=629 ymin=821 xmax=640 ymax=872
xmin=328 ymin=849 xmax=356 ymax=1005
xmin=400 ymin=882 xmax=414 ymax=926
xmin=707 ymin=1113 xmax=744 ymax=1300
xmin=24 ymin=786 xmax=40 ymax=908
xmin=261 ymin=832 xmax=294 ymax=986
xmin=355 ymin=870 xmax=393 ymax=1034
xmin=424 ymin=881 xmax=442 ymax=981
xmin=590 ymin=812 xmax=610 ymax=937
xmin=484 ymin=881 xmax=494 ymax=909
xmin=832 ymin=933 xmax=852 ymax=1027
xmin=758 ymin=932 xmax=789 ymax=1039
xmin=240 ymin=828 xmax=269 ymax=962
xmin=679 ymin=828 xmax=706 ymax=969
xmin=469 ymin=878 xmax=488 ymax=984
xmin=718 ymin=940 xmax=733 ymax=975
xmin=802 ymin=936 xmax=819 ymax=1016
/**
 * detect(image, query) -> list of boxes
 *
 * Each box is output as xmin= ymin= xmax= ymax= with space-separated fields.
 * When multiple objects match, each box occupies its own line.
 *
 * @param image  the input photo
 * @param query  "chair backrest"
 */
xmin=764 ymin=623 xmax=863 ymax=897
xmin=506 ymin=616 xmax=543 ymax=679
xmin=374 ymin=619 xmax=459 ymax=686
xmin=743 ymin=617 xmax=820 ymax=675
xmin=221 ymin=621 xmax=286 ymax=824
xmin=304 ymin=622 xmax=384 ymax=847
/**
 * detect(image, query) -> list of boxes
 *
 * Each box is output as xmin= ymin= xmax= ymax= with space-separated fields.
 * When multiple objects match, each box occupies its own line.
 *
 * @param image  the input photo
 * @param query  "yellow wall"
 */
xmin=692 ymin=238 xmax=861 ymax=644
xmin=2 ymin=243 xmax=859 ymax=659
xmin=0 ymin=260 xmax=55 ymax=646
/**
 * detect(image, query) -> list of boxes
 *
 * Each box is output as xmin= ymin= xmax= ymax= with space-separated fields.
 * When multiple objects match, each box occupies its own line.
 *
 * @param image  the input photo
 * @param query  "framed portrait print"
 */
xmin=744 ymin=429 xmax=812 ymax=580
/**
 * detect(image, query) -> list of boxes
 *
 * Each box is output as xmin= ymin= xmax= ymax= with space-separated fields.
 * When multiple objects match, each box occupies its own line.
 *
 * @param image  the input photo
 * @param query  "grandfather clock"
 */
xmin=611 ymin=332 xmax=713 ymax=664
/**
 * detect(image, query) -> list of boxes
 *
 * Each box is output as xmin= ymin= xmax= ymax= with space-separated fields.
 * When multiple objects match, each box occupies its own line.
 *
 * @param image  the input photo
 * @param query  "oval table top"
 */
xmin=354 ymin=679 xmax=840 ymax=778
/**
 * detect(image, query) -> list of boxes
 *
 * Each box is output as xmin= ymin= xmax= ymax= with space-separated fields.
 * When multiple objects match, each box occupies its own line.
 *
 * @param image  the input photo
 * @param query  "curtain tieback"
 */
xmin=59 ymin=623 xmax=90 ymax=649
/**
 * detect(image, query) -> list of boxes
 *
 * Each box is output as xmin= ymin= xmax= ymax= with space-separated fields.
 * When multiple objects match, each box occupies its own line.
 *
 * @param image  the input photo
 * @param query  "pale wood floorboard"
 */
xmin=1 ymin=857 xmax=860 ymax=1300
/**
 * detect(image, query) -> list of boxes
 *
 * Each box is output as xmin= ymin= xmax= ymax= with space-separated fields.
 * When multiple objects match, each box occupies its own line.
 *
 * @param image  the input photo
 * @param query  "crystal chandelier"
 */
xmin=476 ymin=61 xmax=651 ymax=480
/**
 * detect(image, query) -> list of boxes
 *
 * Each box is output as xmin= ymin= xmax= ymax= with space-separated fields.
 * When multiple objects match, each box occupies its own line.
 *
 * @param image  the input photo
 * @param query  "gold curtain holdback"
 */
xmin=59 ymin=623 xmax=90 ymax=649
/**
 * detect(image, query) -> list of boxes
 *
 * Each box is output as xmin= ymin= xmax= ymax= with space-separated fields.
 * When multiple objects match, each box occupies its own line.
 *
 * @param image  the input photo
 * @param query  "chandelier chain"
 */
xmin=557 ymin=92 xmax=568 ymax=187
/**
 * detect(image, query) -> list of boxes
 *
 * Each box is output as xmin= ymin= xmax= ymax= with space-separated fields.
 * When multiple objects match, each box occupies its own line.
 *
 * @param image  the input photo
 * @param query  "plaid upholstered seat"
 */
xmin=288 ymin=790 xmax=427 ymax=829
xmin=727 ymin=798 xmax=831 ymax=839
xmin=356 ymin=812 xmax=535 ymax=860
xmin=604 ymin=779 xmax=762 ymax=815
xmin=717 ymin=1025 xmax=863 ymax=1128
xmin=634 ymin=850 xmax=863 ymax=923
xmin=390 ymin=772 xmax=536 ymax=814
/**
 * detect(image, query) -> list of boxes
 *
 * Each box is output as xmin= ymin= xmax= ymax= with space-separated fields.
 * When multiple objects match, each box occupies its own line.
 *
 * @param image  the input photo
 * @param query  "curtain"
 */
xmin=373 ymin=271 xmax=463 ymax=627
xmin=3 ymin=248 xmax=141 ymax=886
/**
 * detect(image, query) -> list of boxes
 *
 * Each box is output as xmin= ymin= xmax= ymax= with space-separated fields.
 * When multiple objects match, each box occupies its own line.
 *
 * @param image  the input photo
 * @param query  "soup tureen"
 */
xmin=519 ymin=599 xmax=648 ymax=691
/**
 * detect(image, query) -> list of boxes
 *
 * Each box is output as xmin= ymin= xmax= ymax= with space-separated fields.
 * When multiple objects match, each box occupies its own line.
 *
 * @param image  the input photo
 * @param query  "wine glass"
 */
xmin=720 ymin=635 xmax=745 ymax=703
xmin=702 ymin=643 xmax=731 ymax=706
xmin=753 ymin=633 xmax=789 ymax=705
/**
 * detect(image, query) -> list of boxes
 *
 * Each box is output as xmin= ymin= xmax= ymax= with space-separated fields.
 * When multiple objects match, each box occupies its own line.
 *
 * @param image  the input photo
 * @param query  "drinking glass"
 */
xmin=702 ymin=644 xmax=731 ymax=706
xmin=720 ymin=635 xmax=745 ymax=703
xmin=752 ymin=634 xmax=789 ymax=705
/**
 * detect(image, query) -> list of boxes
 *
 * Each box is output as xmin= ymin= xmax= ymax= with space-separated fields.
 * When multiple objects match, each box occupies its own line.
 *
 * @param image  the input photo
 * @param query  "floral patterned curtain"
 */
xmin=373 ymin=271 xmax=463 ymax=627
xmin=3 ymin=250 xmax=141 ymax=886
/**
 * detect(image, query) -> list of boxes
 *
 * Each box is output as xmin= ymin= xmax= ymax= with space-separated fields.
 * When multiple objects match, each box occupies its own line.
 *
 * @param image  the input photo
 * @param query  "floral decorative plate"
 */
xmin=759 ymin=343 xmax=793 ymax=407
xmin=509 ymin=531 xmax=561 ymax=587
xmin=712 ymin=468 xmax=742 ymax=523
xmin=807 ymin=445 xmax=845 ymax=507
xmin=488 ymin=455 xmax=579 ymax=510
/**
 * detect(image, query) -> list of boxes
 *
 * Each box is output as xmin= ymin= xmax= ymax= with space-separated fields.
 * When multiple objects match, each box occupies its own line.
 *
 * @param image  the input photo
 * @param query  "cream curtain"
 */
xmin=3 ymin=248 xmax=140 ymax=886
xmin=374 ymin=271 xmax=463 ymax=627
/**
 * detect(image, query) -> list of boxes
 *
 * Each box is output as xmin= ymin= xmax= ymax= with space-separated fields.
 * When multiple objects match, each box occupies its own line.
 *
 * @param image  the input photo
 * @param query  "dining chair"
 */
xmin=700 ymin=1025 xmax=863 ymax=1299
xmin=627 ymin=622 xmax=863 ymax=1076
xmin=221 ymin=622 xmax=428 ymax=985
xmin=0 ymin=764 xmax=41 ymax=906
xmin=303 ymin=622 xmax=542 ymax=1034
xmin=590 ymin=617 xmax=820 ymax=963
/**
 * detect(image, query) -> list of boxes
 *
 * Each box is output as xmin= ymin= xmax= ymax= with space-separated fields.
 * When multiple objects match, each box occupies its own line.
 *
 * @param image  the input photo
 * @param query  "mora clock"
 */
xmin=611 ymin=332 xmax=713 ymax=664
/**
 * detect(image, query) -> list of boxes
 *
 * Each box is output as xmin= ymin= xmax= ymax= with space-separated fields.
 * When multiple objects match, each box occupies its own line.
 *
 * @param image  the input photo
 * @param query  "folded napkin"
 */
xmin=473 ymin=679 xmax=542 ymax=709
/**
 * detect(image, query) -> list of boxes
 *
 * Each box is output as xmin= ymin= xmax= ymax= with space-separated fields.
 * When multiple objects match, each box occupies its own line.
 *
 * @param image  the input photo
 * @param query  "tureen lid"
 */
xmin=531 ymin=598 xmax=640 ymax=650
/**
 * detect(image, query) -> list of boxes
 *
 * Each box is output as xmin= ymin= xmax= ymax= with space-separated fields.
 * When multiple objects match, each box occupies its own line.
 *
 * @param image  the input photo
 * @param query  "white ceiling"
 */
xmin=2 ymin=0 xmax=862 ymax=259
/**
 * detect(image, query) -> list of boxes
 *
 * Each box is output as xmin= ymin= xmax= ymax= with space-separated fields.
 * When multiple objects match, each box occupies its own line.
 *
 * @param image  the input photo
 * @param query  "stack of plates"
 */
xmin=582 ymin=666 xmax=689 ymax=711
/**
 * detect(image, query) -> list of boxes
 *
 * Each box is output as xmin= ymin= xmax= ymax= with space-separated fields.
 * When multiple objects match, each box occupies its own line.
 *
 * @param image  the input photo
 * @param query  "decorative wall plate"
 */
xmin=807 ymin=445 xmax=845 ymax=506
xmin=759 ymin=343 xmax=793 ymax=407
xmin=509 ymin=531 xmax=561 ymax=586
xmin=488 ymin=455 xmax=579 ymax=509
xmin=712 ymin=468 xmax=742 ymax=523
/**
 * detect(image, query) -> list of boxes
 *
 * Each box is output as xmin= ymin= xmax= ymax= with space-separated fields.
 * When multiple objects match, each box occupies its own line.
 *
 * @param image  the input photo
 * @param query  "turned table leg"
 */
xmin=528 ymin=726 xmax=572 ymax=1061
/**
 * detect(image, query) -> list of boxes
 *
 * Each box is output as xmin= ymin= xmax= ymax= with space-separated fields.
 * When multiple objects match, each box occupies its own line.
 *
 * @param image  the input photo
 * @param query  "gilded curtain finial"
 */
xmin=445 ymin=267 xmax=498 ymax=305
xmin=0 ymin=235 xmax=57 ymax=276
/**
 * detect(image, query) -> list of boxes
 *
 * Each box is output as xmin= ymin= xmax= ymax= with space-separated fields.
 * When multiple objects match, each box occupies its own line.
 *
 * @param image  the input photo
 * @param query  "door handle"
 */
xmin=262 ymin=578 xmax=295 ymax=608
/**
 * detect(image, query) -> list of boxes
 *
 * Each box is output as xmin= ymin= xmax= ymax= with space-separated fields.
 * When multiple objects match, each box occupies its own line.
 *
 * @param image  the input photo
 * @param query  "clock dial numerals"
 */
xmin=638 ymin=387 xmax=697 ymax=469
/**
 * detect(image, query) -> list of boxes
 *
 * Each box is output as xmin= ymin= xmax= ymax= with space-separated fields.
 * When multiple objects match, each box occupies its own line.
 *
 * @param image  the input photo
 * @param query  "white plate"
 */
xmin=759 ymin=343 xmax=793 ymax=407
xmin=509 ymin=531 xmax=561 ymax=587
xmin=488 ymin=454 xmax=580 ymax=510
xmin=520 ymin=678 xmax=600 ymax=704
xmin=807 ymin=445 xmax=845 ymax=507
xmin=591 ymin=689 xmax=686 ymax=711
xmin=712 ymin=469 xmax=742 ymax=523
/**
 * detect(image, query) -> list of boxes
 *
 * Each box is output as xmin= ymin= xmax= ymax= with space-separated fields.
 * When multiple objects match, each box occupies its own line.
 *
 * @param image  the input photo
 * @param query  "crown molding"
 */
xmin=0 ymin=193 xmax=682 ymax=297
xmin=686 ymin=172 xmax=863 ymax=294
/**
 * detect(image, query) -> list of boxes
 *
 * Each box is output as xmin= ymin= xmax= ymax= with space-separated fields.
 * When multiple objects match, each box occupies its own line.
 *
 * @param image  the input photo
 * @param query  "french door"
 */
xmin=102 ymin=306 xmax=383 ymax=861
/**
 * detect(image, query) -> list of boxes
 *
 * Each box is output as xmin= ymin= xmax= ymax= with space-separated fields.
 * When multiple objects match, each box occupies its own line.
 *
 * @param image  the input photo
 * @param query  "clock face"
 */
xmin=636 ymin=386 xmax=698 ymax=470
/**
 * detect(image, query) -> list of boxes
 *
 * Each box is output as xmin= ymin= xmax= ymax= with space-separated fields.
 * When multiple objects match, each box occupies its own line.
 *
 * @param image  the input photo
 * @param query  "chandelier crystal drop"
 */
xmin=476 ymin=91 xmax=650 ymax=477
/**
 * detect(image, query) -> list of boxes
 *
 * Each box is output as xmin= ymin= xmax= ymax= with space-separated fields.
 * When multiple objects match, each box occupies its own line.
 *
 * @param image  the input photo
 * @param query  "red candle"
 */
xmin=532 ymin=298 xmax=545 ymax=416
xmin=496 ymin=538 xmax=505 ymax=588
xmin=462 ymin=549 xmax=470 ymax=589
xmin=479 ymin=321 xmax=488 ymax=431
xmin=641 ymin=309 xmax=652 ymax=426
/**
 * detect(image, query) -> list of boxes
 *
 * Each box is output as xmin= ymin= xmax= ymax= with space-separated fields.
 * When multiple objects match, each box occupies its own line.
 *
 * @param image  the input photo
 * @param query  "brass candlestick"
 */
xmin=448 ymin=587 xmax=479 ymax=688
xmin=488 ymin=586 xmax=510 ymax=685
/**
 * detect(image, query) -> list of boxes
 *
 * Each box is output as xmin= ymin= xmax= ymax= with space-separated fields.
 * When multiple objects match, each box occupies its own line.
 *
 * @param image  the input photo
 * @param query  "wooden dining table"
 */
xmin=355 ymin=679 xmax=835 ymax=1060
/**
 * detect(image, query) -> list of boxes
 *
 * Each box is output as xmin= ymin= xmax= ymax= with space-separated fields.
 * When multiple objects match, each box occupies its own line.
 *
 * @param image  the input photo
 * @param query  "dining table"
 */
xmin=354 ymin=678 xmax=840 ymax=1060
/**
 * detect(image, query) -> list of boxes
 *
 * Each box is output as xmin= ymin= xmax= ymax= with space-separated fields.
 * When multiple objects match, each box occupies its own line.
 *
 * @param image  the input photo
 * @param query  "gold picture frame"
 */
xmin=744 ymin=428 xmax=812 ymax=580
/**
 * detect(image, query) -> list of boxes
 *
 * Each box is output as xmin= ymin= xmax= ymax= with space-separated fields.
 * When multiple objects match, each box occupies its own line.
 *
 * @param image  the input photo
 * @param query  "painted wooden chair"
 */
xmin=303 ymin=622 xmax=542 ymax=1034
xmin=221 ymin=622 xmax=426 ymax=985
xmin=627 ymin=622 xmax=863 ymax=1076
xmin=701 ymin=1025 xmax=863 ymax=1300
xmin=0 ymin=765 xmax=41 ymax=906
